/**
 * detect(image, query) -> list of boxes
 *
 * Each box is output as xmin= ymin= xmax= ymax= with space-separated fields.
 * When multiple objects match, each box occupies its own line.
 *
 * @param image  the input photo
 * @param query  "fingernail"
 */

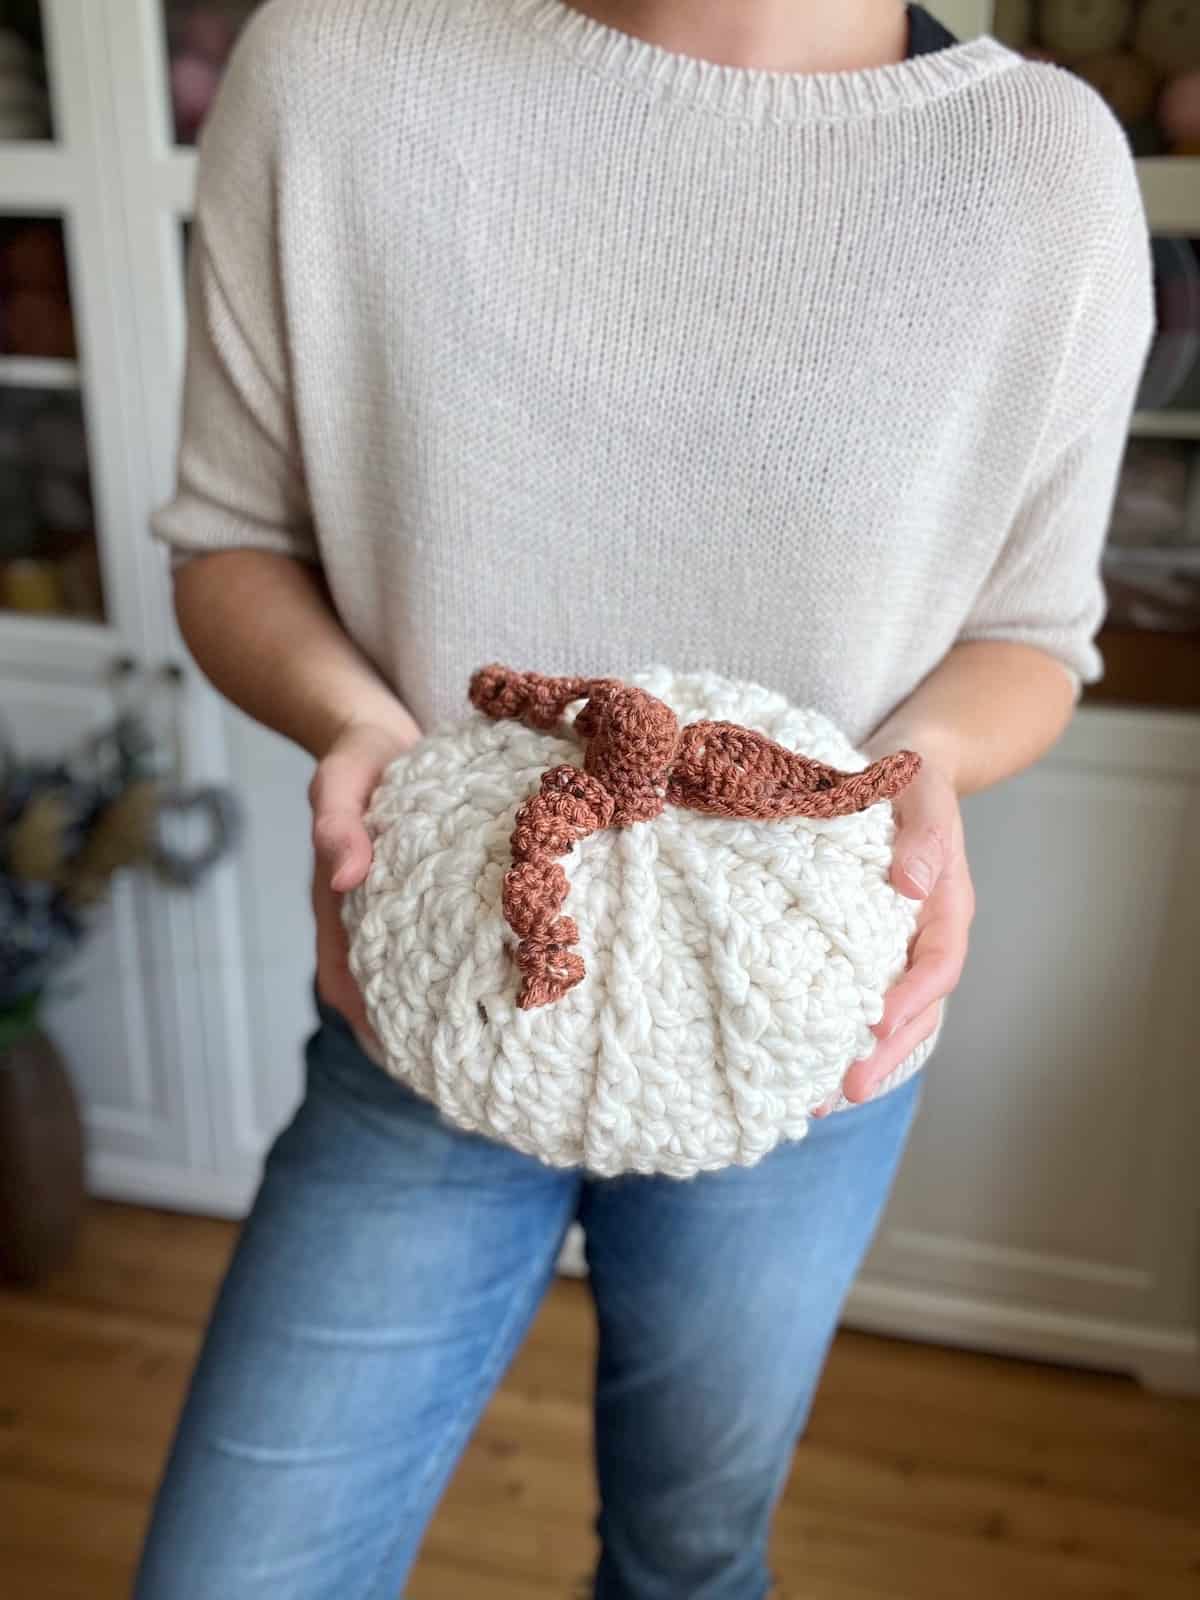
xmin=886 ymin=1014 xmax=909 ymax=1039
xmin=905 ymin=857 xmax=934 ymax=894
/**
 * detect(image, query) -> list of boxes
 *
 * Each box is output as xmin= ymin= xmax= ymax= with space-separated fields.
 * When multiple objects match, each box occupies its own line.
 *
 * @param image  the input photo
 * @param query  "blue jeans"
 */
xmin=135 ymin=997 xmax=924 ymax=1600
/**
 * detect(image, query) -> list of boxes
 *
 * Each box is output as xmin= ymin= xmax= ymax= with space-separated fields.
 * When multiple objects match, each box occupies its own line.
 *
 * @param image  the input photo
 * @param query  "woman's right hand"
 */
xmin=309 ymin=720 xmax=416 ymax=1041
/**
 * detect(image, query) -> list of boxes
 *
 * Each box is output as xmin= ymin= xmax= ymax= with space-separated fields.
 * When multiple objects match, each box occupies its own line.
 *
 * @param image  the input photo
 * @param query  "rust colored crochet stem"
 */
xmin=469 ymin=665 xmax=922 ymax=1009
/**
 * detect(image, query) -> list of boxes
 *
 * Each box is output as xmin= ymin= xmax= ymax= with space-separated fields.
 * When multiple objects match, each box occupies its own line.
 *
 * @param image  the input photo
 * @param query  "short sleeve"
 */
xmin=955 ymin=371 xmax=1143 ymax=692
xmin=151 ymin=9 xmax=316 ymax=565
xmin=956 ymin=97 xmax=1155 ymax=693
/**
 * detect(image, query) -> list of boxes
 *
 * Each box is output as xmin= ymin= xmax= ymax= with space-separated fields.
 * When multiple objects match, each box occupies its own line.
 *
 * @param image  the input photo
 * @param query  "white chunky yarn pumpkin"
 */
xmin=344 ymin=667 xmax=939 ymax=1179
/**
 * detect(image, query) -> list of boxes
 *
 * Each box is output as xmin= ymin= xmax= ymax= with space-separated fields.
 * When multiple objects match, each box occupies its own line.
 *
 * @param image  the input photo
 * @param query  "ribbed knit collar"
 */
xmin=503 ymin=0 xmax=1019 ymax=125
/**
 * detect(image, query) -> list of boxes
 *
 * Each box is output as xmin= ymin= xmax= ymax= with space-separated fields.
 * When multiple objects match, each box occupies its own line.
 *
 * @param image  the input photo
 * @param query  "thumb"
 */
xmin=891 ymin=795 xmax=951 ymax=901
xmin=309 ymin=732 xmax=392 ymax=893
xmin=312 ymin=808 xmax=372 ymax=893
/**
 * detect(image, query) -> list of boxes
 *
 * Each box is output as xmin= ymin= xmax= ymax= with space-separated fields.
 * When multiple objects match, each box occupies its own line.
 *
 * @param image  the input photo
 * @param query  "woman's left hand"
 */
xmin=812 ymin=749 xmax=975 ymax=1116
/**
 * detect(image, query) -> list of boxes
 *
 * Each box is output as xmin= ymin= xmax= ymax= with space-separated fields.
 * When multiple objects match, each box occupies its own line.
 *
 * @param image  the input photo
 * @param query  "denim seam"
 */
xmin=360 ymin=1205 xmax=574 ymax=1600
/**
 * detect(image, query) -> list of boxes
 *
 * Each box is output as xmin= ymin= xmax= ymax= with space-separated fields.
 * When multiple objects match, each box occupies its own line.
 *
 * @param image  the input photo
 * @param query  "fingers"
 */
xmin=841 ymin=998 xmax=943 ymax=1103
xmin=816 ymin=789 xmax=973 ymax=1116
xmin=316 ymin=959 xmax=374 ymax=1041
xmin=309 ymin=722 xmax=417 ymax=1048
xmin=309 ymin=724 xmax=396 ymax=1040
xmin=875 ymin=866 xmax=974 ymax=1041
xmin=313 ymin=870 xmax=374 ymax=1040
xmin=812 ymin=991 xmax=941 ymax=1118
xmin=874 ymin=928 xmax=960 ymax=1043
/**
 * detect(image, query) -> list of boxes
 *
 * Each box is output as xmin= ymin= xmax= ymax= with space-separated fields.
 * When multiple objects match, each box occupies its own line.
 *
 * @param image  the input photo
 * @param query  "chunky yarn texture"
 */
xmin=344 ymin=668 xmax=941 ymax=1179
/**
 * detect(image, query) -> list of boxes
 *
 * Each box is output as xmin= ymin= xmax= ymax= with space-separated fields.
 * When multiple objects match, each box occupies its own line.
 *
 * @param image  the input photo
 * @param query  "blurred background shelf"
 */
xmin=1085 ymin=625 xmax=1200 ymax=710
xmin=1131 ymin=409 xmax=1200 ymax=439
xmin=0 ymin=352 xmax=77 ymax=386
xmin=1137 ymin=158 xmax=1200 ymax=234
xmin=1105 ymin=544 xmax=1200 ymax=572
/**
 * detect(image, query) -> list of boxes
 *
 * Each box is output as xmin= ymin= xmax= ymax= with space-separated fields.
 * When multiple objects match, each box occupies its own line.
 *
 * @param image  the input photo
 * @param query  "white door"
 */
xmin=0 ymin=1 xmax=216 ymax=1197
xmin=102 ymin=0 xmax=314 ymax=1210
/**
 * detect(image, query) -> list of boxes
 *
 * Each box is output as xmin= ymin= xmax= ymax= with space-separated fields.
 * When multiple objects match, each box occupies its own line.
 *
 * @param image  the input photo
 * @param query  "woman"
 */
xmin=135 ymin=2 xmax=1153 ymax=1595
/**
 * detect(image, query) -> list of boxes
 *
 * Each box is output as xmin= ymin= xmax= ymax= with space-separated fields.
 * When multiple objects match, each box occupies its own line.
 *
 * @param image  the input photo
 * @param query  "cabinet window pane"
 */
xmin=0 ymin=1 xmax=53 ymax=142
xmin=1138 ymin=236 xmax=1200 ymax=417
xmin=0 ymin=387 xmax=102 ymax=622
xmin=0 ymin=217 xmax=100 ymax=623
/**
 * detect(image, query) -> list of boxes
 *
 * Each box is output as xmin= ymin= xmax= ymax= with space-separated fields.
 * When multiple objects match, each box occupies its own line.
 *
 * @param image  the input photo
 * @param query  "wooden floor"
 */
xmin=1 ymin=1205 xmax=1197 ymax=1599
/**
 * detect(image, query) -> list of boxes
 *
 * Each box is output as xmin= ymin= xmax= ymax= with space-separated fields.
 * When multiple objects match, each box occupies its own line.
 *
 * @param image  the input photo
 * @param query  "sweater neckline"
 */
xmin=505 ymin=0 xmax=1018 ymax=125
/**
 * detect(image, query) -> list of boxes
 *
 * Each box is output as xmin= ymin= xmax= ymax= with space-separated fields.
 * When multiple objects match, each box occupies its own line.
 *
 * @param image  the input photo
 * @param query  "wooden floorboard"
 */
xmin=0 ymin=1201 xmax=1196 ymax=1599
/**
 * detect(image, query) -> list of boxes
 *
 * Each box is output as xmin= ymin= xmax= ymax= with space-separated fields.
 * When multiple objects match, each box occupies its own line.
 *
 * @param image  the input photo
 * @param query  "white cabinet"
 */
xmin=0 ymin=0 xmax=233 ymax=1204
xmin=1 ymin=0 xmax=1197 ymax=1387
xmin=0 ymin=0 xmax=314 ymax=1211
xmin=104 ymin=0 xmax=317 ymax=1208
xmin=855 ymin=709 xmax=1200 ymax=1391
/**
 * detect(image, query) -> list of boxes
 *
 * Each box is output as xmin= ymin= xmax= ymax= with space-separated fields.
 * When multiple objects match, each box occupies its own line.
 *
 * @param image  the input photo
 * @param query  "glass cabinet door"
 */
xmin=0 ymin=0 xmax=53 ymax=141
xmin=993 ymin=0 xmax=1200 ymax=701
xmin=161 ymin=0 xmax=263 ymax=145
xmin=0 ymin=213 xmax=102 ymax=620
xmin=1102 ymin=233 xmax=1200 ymax=650
xmin=1138 ymin=235 xmax=1200 ymax=421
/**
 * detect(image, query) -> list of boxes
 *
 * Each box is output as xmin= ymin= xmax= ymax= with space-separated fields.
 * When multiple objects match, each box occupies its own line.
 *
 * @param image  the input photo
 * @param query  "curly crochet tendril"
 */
xmin=469 ymin=664 xmax=922 ymax=1009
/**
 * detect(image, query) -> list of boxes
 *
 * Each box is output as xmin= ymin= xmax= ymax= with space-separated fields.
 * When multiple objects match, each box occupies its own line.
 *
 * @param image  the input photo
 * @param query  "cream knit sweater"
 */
xmin=154 ymin=0 xmax=1155 ymax=750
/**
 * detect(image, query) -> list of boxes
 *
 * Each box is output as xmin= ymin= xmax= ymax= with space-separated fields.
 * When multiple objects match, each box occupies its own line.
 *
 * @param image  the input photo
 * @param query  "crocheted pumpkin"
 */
xmin=343 ymin=666 xmax=941 ymax=1179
